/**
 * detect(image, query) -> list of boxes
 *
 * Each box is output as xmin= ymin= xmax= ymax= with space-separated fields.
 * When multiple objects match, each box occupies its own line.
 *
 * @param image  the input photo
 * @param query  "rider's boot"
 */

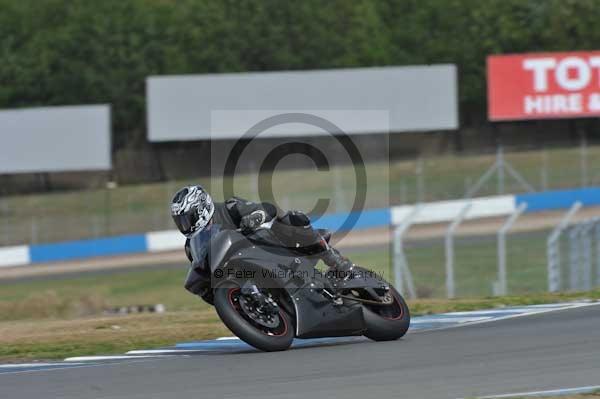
xmin=321 ymin=249 xmax=354 ymax=306
xmin=321 ymin=246 xmax=355 ymax=278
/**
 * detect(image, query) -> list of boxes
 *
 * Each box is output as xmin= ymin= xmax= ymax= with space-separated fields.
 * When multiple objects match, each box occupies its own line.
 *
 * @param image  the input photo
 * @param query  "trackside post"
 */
xmin=547 ymin=201 xmax=582 ymax=292
xmin=445 ymin=202 xmax=472 ymax=299
xmin=392 ymin=205 xmax=420 ymax=299
xmin=496 ymin=202 xmax=527 ymax=296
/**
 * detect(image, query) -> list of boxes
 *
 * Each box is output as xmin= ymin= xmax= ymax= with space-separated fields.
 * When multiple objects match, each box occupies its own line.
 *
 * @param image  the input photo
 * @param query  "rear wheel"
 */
xmin=213 ymin=281 xmax=294 ymax=352
xmin=362 ymin=285 xmax=410 ymax=341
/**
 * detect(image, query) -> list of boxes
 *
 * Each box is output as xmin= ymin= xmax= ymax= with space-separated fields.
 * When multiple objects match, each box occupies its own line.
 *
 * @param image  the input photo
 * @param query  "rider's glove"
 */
xmin=240 ymin=210 xmax=266 ymax=234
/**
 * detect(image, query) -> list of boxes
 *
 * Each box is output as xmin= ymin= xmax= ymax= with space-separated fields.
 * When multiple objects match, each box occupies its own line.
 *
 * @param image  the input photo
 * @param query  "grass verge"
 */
xmin=2 ymin=290 xmax=600 ymax=362
xmin=2 ymin=245 xmax=599 ymax=361
xmin=0 ymin=238 xmax=559 ymax=321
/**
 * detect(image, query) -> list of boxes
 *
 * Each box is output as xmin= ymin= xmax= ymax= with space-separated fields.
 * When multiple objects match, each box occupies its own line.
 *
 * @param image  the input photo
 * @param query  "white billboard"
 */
xmin=147 ymin=65 xmax=458 ymax=141
xmin=0 ymin=105 xmax=111 ymax=174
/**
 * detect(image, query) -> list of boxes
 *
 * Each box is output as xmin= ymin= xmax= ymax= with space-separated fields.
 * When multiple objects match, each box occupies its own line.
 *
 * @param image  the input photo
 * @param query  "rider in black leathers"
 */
xmin=171 ymin=185 xmax=355 ymax=302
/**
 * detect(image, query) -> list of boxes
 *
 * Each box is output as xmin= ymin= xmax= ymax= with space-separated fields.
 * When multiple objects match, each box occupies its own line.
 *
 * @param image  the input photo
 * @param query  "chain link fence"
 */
xmin=396 ymin=226 xmax=563 ymax=299
xmin=391 ymin=142 xmax=600 ymax=205
xmin=394 ymin=209 xmax=600 ymax=299
xmin=3 ymin=142 xmax=600 ymax=247
xmin=549 ymin=216 xmax=600 ymax=293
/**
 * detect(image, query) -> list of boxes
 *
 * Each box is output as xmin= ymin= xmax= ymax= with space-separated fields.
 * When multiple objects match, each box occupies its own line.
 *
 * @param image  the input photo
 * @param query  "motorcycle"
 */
xmin=184 ymin=223 xmax=410 ymax=352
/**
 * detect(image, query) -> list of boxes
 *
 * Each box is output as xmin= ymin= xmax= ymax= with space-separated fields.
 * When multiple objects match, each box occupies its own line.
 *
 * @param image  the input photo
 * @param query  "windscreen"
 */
xmin=189 ymin=223 xmax=222 ymax=263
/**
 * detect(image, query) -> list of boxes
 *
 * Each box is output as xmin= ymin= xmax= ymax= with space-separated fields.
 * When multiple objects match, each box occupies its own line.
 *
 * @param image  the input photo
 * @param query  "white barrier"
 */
xmin=146 ymin=230 xmax=185 ymax=252
xmin=0 ymin=245 xmax=30 ymax=268
xmin=391 ymin=195 xmax=515 ymax=225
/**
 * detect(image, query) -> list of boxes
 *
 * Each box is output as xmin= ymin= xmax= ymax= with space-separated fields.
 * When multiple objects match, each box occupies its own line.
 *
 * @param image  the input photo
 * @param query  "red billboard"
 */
xmin=487 ymin=51 xmax=600 ymax=121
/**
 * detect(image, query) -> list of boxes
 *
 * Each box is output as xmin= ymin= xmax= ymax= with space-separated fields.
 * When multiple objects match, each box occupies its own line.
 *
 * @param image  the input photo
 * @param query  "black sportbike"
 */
xmin=184 ymin=224 xmax=410 ymax=352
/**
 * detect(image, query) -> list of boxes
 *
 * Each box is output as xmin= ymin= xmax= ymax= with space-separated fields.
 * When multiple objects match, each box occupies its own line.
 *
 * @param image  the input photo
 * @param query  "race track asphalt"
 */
xmin=1 ymin=304 xmax=599 ymax=399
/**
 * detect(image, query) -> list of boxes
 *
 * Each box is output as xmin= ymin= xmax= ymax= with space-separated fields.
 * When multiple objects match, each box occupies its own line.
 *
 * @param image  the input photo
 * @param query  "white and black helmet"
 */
xmin=171 ymin=185 xmax=215 ymax=237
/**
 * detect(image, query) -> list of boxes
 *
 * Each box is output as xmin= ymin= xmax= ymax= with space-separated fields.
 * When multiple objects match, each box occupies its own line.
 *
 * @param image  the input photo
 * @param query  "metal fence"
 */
xmin=393 ymin=202 xmax=600 ymax=299
xmin=3 ymin=142 xmax=600 ymax=246
xmin=548 ymin=212 xmax=600 ymax=293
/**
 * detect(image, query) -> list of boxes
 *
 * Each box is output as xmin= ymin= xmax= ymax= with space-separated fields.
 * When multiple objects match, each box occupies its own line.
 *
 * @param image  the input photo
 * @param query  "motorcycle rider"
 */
xmin=170 ymin=184 xmax=355 ymax=273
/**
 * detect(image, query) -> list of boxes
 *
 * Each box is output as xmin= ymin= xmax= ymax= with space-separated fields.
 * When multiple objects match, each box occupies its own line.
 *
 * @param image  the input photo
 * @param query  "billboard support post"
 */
xmin=416 ymin=157 xmax=425 ymax=203
xmin=540 ymin=149 xmax=549 ymax=191
xmin=580 ymin=132 xmax=588 ymax=188
xmin=497 ymin=146 xmax=504 ymax=194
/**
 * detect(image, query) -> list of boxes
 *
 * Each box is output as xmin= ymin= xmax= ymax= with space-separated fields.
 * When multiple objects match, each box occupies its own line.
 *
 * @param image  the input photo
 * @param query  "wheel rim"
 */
xmin=367 ymin=292 xmax=404 ymax=320
xmin=227 ymin=288 xmax=289 ymax=336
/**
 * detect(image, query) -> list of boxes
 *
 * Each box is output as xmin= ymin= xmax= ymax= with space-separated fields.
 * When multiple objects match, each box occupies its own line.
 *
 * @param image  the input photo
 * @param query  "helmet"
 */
xmin=171 ymin=185 xmax=215 ymax=237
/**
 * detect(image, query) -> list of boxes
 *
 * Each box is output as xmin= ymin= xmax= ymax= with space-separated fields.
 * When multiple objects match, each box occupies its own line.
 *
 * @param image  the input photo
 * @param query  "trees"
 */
xmin=1 ymin=0 xmax=599 ymax=149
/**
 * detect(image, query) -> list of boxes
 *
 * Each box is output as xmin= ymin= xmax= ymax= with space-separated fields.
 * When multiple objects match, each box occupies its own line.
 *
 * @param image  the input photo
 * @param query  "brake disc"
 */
xmin=238 ymin=295 xmax=280 ymax=328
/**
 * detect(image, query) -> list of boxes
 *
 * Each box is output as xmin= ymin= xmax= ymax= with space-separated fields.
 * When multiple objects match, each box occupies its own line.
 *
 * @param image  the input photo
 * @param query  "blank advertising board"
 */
xmin=0 ymin=105 xmax=111 ymax=174
xmin=147 ymin=65 xmax=458 ymax=141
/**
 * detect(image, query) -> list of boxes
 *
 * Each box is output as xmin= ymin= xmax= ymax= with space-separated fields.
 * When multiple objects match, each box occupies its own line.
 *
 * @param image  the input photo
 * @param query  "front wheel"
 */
xmin=362 ymin=285 xmax=410 ymax=341
xmin=213 ymin=281 xmax=294 ymax=352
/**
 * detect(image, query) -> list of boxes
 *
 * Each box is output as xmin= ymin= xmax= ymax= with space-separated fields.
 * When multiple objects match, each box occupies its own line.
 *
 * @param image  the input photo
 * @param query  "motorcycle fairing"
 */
xmin=189 ymin=228 xmax=366 ymax=338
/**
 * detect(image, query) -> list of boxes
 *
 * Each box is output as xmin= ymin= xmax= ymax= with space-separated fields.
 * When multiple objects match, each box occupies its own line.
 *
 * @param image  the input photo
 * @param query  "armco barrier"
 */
xmin=1 ymin=186 xmax=599 ymax=268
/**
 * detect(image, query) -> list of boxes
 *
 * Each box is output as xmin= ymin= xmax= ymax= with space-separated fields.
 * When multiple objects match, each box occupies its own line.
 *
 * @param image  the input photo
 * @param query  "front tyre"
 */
xmin=362 ymin=286 xmax=410 ymax=341
xmin=213 ymin=281 xmax=294 ymax=352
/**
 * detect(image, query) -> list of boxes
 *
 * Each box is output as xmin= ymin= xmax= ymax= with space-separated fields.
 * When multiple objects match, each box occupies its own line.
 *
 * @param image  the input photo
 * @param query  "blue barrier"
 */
xmin=517 ymin=187 xmax=600 ymax=212
xmin=29 ymin=234 xmax=147 ymax=263
xmin=23 ymin=209 xmax=391 ymax=265
xmin=9 ymin=187 xmax=600 ymax=267
xmin=311 ymin=208 xmax=391 ymax=232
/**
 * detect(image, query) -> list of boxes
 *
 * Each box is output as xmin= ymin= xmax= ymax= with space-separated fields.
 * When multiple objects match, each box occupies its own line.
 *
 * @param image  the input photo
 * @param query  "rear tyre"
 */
xmin=362 ymin=286 xmax=410 ymax=341
xmin=213 ymin=281 xmax=294 ymax=352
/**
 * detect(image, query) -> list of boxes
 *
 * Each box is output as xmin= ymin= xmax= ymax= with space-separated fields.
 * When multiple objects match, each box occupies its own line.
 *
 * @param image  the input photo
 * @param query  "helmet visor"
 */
xmin=172 ymin=211 xmax=198 ymax=236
